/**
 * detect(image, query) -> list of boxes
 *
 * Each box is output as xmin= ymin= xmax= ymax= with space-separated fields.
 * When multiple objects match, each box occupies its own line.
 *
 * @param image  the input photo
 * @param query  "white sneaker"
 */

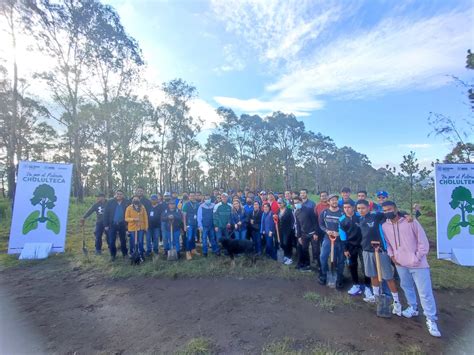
xmin=347 ymin=284 xmax=362 ymax=296
xmin=392 ymin=301 xmax=402 ymax=316
xmin=402 ymin=306 xmax=419 ymax=318
xmin=363 ymin=288 xmax=376 ymax=303
xmin=426 ymin=319 xmax=441 ymax=337
xmin=283 ymin=257 xmax=288 ymax=263
xmin=284 ymin=258 xmax=293 ymax=265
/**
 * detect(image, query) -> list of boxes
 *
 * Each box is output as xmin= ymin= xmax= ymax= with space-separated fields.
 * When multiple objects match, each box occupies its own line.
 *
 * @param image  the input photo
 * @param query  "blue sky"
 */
xmin=104 ymin=0 xmax=473 ymax=168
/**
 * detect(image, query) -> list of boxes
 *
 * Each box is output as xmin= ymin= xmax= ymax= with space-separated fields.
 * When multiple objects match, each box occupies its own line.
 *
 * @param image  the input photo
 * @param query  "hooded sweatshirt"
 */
xmin=197 ymin=202 xmax=215 ymax=229
xmin=382 ymin=217 xmax=430 ymax=268
xmin=125 ymin=205 xmax=149 ymax=232
xmin=213 ymin=202 xmax=232 ymax=229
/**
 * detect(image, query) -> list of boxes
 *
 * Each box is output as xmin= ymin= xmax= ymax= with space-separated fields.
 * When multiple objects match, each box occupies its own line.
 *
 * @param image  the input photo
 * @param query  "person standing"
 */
xmin=103 ymin=190 xmax=129 ymax=261
xmin=161 ymin=200 xmax=183 ymax=258
xmin=213 ymin=193 xmax=232 ymax=251
xmin=300 ymin=188 xmax=321 ymax=267
xmin=197 ymin=194 xmax=217 ymax=257
xmin=357 ymin=190 xmax=378 ymax=212
xmin=249 ymin=201 xmax=263 ymax=255
xmin=293 ymin=196 xmax=317 ymax=272
xmin=125 ymin=195 xmax=149 ymax=261
xmin=277 ymin=198 xmax=295 ymax=265
xmin=183 ymin=192 xmax=200 ymax=260
xmin=80 ymin=192 xmax=107 ymax=255
xmin=267 ymin=192 xmax=279 ymax=214
xmin=147 ymin=194 xmax=165 ymax=257
xmin=260 ymin=203 xmax=276 ymax=260
xmin=315 ymin=191 xmax=329 ymax=217
xmin=375 ymin=190 xmax=389 ymax=212
xmin=382 ymin=201 xmax=441 ymax=337
xmin=338 ymin=187 xmax=355 ymax=208
xmin=231 ymin=199 xmax=248 ymax=240
xmin=319 ymin=194 xmax=344 ymax=288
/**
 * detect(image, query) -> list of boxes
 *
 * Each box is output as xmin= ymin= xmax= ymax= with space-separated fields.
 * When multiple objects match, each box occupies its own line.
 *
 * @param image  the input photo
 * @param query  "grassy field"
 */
xmin=0 ymin=197 xmax=472 ymax=289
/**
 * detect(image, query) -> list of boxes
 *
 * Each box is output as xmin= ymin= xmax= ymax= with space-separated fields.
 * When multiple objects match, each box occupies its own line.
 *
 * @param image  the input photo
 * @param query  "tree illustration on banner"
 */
xmin=23 ymin=184 xmax=60 ymax=235
xmin=447 ymin=186 xmax=474 ymax=239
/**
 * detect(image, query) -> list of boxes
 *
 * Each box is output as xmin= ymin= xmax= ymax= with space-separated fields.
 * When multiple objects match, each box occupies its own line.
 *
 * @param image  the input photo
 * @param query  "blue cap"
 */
xmin=150 ymin=194 xmax=158 ymax=200
xmin=376 ymin=190 xmax=389 ymax=198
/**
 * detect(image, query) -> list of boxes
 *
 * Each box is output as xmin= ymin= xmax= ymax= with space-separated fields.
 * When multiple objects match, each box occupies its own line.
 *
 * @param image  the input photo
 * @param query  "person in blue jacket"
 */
xmin=197 ymin=194 xmax=217 ymax=257
xmin=231 ymin=199 xmax=248 ymax=240
xmin=260 ymin=202 xmax=277 ymax=260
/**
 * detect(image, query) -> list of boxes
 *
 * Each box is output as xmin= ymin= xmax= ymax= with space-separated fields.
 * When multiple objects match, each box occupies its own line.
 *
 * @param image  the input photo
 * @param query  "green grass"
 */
xmin=261 ymin=337 xmax=340 ymax=355
xmin=177 ymin=337 xmax=216 ymax=355
xmin=303 ymin=291 xmax=357 ymax=312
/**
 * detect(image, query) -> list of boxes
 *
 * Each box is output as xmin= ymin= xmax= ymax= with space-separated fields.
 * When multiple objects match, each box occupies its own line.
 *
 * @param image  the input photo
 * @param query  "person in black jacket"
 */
xmin=249 ymin=201 xmax=263 ymax=255
xmin=136 ymin=186 xmax=152 ymax=213
xmin=80 ymin=192 xmax=107 ymax=255
xmin=277 ymin=198 xmax=295 ymax=265
xmin=294 ymin=196 xmax=318 ymax=272
xmin=103 ymin=190 xmax=129 ymax=261
xmin=161 ymin=200 xmax=183 ymax=257
xmin=146 ymin=194 xmax=166 ymax=257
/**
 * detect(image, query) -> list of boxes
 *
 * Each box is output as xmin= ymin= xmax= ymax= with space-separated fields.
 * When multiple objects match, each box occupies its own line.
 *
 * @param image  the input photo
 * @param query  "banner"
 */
xmin=8 ymin=161 xmax=73 ymax=254
xmin=435 ymin=163 xmax=474 ymax=266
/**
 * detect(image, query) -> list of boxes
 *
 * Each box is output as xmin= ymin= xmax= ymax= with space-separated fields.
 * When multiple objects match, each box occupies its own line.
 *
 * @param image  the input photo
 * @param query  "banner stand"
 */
xmin=19 ymin=243 xmax=53 ymax=260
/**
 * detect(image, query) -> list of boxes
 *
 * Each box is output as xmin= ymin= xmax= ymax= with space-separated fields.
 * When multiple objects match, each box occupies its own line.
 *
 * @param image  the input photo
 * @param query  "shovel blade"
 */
xmin=167 ymin=249 xmax=178 ymax=261
xmin=376 ymin=294 xmax=392 ymax=318
xmin=277 ymin=249 xmax=284 ymax=263
xmin=327 ymin=269 xmax=337 ymax=288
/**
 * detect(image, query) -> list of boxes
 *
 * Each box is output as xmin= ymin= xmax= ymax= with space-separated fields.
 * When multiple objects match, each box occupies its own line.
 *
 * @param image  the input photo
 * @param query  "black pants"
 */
xmin=108 ymin=222 xmax=128 ymax=257
xmin=281 ymin=232 xmax=293 ymax=259
xmin=311 ymin=236 xmax=322 ymax=268
xmin=347 ymin=246 xmax=370 ymax=286
xmin=297 ymin=236 xmax=310 ymax=267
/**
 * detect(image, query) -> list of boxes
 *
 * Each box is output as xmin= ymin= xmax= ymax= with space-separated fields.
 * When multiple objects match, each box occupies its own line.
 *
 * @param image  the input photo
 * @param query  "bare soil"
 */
xmin=0 ymin=259 xmax=473 ymax=354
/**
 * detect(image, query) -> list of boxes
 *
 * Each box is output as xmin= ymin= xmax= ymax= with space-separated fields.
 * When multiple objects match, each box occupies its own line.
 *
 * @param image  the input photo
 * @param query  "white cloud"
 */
xmin=213 ymin=95 xmax=324 ymax=117
xmin=189 ymin=98 xmax=223 ymax=130
xmin=398 ymin=144 xmax=433 ymax=149
xmin=213 ymin=44 xmax=245 ymax=73
xmin=266 ymin=10 xmax=472 ymax=100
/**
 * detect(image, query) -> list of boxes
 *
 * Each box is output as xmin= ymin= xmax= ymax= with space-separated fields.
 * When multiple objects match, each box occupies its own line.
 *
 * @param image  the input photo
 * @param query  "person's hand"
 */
xmin=104 ymin=226 xmax=109 ymax=231
xmin=313 ymin=235 xmax=318 ymax=241
xmin=327 ymin=231 xmax=334 ymax=237
xmin=214 ymin=227 xmax=219 ymax=232
xmin=406 ymin=215 xmax=414 ymax=223
xmin=344 ymin=251 xmax=350 ymax=258
xmin=298 ymin=237 xmax=303 ymax=245
xmin=80 ymin=218 xmax=85 ymax=226
xmin=168 ymin=215 xmax=174 ymax=220
xmin=235 ymin=224 xmax=238 ymax=230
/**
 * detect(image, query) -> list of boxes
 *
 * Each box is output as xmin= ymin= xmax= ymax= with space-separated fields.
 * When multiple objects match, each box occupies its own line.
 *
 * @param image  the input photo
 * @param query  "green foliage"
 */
xmin=46 ymin=210 xmax=60 ymax=234
xmin=30 ymin=184 xmax=57 ymax=210
xmin=447 ymin=215 xmax=462 ymax=239
xmin=450 ymin=186 xmax=474 ymax=210
xmin=22 ymin=210 xmax=40 ymax=234
xmin=448 ymin=186 xmax=474 ymax=236
xmin=177 ymin=337 xmax=215 ymax=355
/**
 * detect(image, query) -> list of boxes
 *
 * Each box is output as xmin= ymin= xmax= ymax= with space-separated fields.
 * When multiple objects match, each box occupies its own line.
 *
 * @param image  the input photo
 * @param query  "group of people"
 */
xmin=81 ymin=186 xmax=441 ymax=338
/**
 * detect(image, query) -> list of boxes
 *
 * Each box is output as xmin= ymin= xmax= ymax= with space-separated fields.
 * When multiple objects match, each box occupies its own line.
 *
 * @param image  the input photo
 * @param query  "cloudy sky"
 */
xmin=3 ymin=0 xmax=473 ymax=168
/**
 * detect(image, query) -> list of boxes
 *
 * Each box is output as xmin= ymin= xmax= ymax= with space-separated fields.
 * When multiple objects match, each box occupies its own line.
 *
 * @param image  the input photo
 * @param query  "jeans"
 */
xmin=251 ymin=230 xmax=262 ymax=255
xmin=108 ymin=222 xmax=128 ymax=257
xmin=201 ymin=227 xmax=218 ymax=255
xmin=129 ymin=230 xmax=145 ymax=258
xmin=186 ymin=225 xmax=197 ymax=251
xmin=234 ymin=229 xmax=247 ymax=240
xmin=320 ymin=236 xmax=344 ymax=281
xmin=146 ymin=227 xmax=160 ymax=254
xmin=264 ymin=234 xmax=277 ymax=260
xmin=94 ymin=221 xmax=108 ymax=252
xmin=215 ymin=227 xmax=230 ymax=253
xmin=396 ymin=266 xmax=438 ymax=321
xmin=164 ymin=230 xmax=181 ymax=253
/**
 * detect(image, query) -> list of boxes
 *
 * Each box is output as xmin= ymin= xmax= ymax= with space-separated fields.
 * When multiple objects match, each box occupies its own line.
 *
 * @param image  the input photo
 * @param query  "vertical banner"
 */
xmin=8 ymin=161 xmax=73 ymax=254
xmin=435 ymin=163 xmax=474 ymax=265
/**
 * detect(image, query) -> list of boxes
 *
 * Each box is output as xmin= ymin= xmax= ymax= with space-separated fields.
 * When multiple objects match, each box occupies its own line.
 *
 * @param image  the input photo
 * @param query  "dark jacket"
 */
xmin=231 ymin=207 xmax=248 ymax=231
xmin=339 ymin=214 xmax=362 ymax=251
xmin=140 ymin=196 xmax=152 ymax=214
xmin=83 ymin=201 xmax=106 ymax=224
xmin=277 ymin=207 xmax=294 ymax=238
xmin=249 ymin=209 xmax=263 ymax=232
xmin=319 ymin=208 xmax=344 ymax=237
xmin=104 ymin=199 xmax=130 ymax=227
xmin=161 ymin=209 xmax=183 ymax=232
xmin=294 ymin=206 xmax=318 ymax=238
xmin=260 ymin=211 xmax=275 ymax=235
xmin=148 ymin=202 xmax=166 ymax=229
xmin=183 ymin=201 xmax=199 ymax=227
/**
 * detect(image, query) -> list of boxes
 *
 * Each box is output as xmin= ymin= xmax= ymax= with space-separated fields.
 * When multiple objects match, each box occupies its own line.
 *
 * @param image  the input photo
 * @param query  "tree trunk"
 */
xmin=73 ymin=135 xmax=83 ymax=202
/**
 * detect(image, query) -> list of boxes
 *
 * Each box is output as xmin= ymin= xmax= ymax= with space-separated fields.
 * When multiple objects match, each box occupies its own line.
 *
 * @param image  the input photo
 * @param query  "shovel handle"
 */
xmin=330 ymin=237 xmax=335 ymax=263
xmin=372 ymin=244 xmax=383 ymax=282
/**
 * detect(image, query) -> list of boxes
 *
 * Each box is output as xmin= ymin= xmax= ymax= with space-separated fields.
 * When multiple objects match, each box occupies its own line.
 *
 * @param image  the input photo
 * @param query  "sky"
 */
xmin=2 ymin=0 xmax=473 ymax=169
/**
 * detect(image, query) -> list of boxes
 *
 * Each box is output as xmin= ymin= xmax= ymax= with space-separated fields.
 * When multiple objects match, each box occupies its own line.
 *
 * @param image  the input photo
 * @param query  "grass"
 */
xmin=303 ymin=291 xmax=356 ymax=312
xmin=261 ymin=337 xmax=340 ymax=355
xmin=177 ymin=337 xmax=215 ymax=355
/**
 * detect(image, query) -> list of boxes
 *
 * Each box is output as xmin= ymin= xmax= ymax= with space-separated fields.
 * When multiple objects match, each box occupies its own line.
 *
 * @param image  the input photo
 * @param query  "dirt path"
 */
xmin=0 ymin=261 xmax=473 ymax=354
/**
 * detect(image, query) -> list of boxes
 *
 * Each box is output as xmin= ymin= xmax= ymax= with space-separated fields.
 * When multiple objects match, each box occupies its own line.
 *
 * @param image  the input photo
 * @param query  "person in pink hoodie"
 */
xmin=381 ymin=201 xmax=441 ymax=338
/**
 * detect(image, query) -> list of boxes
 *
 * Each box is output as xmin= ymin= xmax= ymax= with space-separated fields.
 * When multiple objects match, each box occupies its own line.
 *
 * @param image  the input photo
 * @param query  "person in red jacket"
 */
xmin=267 ymin=192 xmax=279 ymax=214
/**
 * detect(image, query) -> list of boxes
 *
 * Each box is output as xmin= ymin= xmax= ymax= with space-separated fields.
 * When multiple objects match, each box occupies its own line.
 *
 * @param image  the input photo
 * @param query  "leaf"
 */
xmin=468 ymin=215 xmax=474 ymax=236
xmin=22 ymin=211 xmax=40 ymax=235
xmin=447 ymin=214 xmax=461 ymax=240
xmin=46 ymin=210 xmax=60 ymax=234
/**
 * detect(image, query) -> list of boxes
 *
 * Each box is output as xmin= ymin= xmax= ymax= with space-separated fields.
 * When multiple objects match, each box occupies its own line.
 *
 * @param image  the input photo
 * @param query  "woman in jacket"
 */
xmin=231 ymin=199 xmax=248 ymax=240
xmin=125 ymin=195 xmax=149 ymax=261
xmin=277 ymin=198 xmax=295 ymax=265
xmin=249 ymin=201 xmax=263 ymax=255
xmin=260 ymin=203 xmax=276 ymax=260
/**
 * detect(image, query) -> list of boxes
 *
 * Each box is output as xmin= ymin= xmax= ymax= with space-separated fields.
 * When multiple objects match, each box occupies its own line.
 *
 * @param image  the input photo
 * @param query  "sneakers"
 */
xmin=363 ymin=288 xmax=376 ymax=303
xmin=186 ymin=251 xmax=192 ymax=260
xmin=298 ymin=265 xmax=311 ymax=272
xmin=392 ymin=301 xmax=402 ymax=316
xmin=284 ymin=258 xmax=293 ymax=265
xmin=348 ymin=284 xmax=362 ymax=296
xmin=426 ymin=319 xmax=441 ymax=337
xmin=318 ymin=277 xmax=327 ymax=285
xmin=402 ymin=306 xmax=419 ymax=318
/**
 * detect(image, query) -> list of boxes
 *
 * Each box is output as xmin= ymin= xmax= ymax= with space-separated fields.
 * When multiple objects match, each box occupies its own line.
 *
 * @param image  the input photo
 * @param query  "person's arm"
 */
xmin=413 ymin=220 xmax=430 ymax=260
xmin=295 ymin=213 xmax=301 ymax=239
xmin=309 ymin=209 xmax=318 ymax=238
xmin=182 ymin=203 xmax=188 ymax=230
xmin=269 ymin=215 xmax=275 ymax=236
xmin=103 ymin=201 xmax=111 ymax=228
xmin=213 ymin=204 xmax=220 ymax=227
xmin=125 ymin=206 xmax=134 ymax=224
xmin=142 ymin=209 xmax=148 ymax=231
xmin=260 ymin=214 xmax=265 ymax=234
xmin=197 ymin=206 xmax=203 ymax=229
xmin=82 ymin=202 xmax=98 ymax=220
xmin=318 ymin=210 xmax=327 ymax=234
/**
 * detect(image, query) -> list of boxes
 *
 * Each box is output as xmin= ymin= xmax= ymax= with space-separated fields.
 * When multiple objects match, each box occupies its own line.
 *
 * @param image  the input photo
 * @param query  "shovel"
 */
xmin=372 ymin=241 xmax=391 ymax=318
xmin=131 ymin=230 xmax=141 ymax=265
xmin=327 ymin=235 xmax=337 ymax=288
xmin=167 ymin=219 xmax=178 ymax=261
xmin=273 ymin=215 xmax=284 ymax=263
xmin=81 ymin=223 xmax=88 ymax=257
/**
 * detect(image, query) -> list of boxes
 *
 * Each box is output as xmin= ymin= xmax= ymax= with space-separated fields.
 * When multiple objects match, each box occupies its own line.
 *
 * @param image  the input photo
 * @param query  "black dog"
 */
xmin=220 ymin=237 xmax=256 ymax=266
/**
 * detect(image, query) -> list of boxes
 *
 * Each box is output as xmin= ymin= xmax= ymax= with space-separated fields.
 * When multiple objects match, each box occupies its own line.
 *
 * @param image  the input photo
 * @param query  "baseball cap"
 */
xmin=150 ymin=194 xmax=158 ymax=200
xmin=221 ymin=192 xmax=229 ymax=197
xmin=164 ymin=192 xmax=171 ymax=197
xmin=376 ymin=190 xmax=389 ymax=198
xmin=259 ymin=190 xmax=267 ymax=195
xmin=277 ymin=198 xmax=285 ymax=204
xmin=328 ymin=194 xmax=339 ymax=200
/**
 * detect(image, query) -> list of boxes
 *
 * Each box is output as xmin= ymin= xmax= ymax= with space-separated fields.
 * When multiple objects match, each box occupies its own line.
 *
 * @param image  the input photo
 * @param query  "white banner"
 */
xmin=435 ymin=163 xmax=474 ymax=265
xmin=8 ymin=161 xmax=73 ymax=254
